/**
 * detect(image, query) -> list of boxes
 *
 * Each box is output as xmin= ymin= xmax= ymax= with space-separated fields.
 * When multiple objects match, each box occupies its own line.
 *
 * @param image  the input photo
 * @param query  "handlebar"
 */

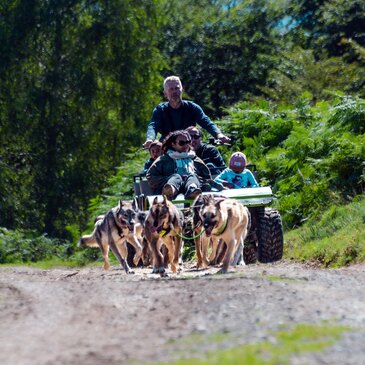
xmin=208 ymin=137 xmax=232 ymax=146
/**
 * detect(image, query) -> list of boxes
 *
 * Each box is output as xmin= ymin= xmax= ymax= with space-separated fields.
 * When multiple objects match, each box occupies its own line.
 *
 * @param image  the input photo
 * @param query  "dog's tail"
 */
xmin=78 ymin=233 xmax=99 ymax=248
xmin=78 ymin=216 xmax=104 ymax=248
xmin=94 ymin=215 xmax=104 ymax=223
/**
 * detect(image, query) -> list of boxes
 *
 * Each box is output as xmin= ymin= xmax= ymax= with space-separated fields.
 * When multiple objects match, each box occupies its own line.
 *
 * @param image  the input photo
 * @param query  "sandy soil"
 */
xmin=0 ymin=261 xmax=364 ymax=365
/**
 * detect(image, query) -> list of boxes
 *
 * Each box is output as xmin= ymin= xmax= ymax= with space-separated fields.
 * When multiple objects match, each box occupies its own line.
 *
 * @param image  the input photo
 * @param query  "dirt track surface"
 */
xmin=0 ymin=262 xmax=364 ymax=365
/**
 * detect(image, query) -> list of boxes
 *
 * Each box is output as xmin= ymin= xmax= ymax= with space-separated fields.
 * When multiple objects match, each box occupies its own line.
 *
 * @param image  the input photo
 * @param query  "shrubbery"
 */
xmin=0 ymin=227 xmax=99 ymax=267
xmin=222 ymin=94 xmax=365 ymax=229
xmin=1 ymin=94 xmax=364 ymax=267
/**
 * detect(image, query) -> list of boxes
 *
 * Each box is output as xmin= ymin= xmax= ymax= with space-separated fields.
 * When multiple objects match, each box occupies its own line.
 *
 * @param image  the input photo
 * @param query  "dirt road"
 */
xmin=0 ymin=262 xmax=364 ymax=365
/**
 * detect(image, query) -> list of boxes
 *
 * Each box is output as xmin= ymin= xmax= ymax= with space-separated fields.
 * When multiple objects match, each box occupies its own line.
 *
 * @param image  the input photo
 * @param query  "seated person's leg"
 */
xmin=162 ymin=174 xmax=183 ymax=200
xmin=184 ymin=174 xmax=202 ymax=200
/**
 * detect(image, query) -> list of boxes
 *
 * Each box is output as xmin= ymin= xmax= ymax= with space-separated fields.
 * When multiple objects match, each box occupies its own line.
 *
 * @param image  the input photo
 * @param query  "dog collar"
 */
xmin=213 ymin=218 xmax=228 ymax=236
xmin=158 ymin=224 xmax=172 ymax=237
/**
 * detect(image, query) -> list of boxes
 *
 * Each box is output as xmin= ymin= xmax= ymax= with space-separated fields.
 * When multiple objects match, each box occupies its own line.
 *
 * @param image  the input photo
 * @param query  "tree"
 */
xmin=159 ymin=0 xmax=281 ymax=117
xmin=0 ymin=0 xmax=165 ymax=237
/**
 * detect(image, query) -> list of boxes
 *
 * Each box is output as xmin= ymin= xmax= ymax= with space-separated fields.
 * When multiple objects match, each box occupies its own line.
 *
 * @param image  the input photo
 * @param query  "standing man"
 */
xmin=143 ymin=76 xmax=230 ymax=149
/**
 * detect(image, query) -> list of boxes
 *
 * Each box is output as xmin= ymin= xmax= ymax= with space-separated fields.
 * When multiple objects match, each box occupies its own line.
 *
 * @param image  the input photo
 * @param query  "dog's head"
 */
xmin=148 ymin=196 xmax=174 ymax=234
xmin=116 ymin=200 xmax=137 ymax=232
xmin=197 ymin=195 xmax=226 ymax=237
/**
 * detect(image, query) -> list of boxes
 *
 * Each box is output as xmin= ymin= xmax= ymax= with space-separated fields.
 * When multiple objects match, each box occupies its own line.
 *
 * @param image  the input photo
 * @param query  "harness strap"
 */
xmin=212 ymin=218 xmax=228 ymax=236
xmin=212 ymin=208 xmax=231 ymax=236
xmin=158 ymin=225 xmax=172 ymax=237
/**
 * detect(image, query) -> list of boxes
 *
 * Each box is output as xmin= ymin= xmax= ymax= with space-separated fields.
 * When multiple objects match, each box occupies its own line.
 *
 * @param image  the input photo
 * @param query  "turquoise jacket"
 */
xmin=214 ymin=168 xmax=258 ymax=188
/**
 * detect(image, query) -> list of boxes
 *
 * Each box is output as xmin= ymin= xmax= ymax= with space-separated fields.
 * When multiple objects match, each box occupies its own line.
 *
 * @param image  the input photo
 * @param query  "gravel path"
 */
xmin=0 ymin=262 xmax=364 ymax=365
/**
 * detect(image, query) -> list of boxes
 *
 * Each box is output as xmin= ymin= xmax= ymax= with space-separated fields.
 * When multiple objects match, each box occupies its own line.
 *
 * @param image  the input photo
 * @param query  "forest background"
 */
xmin=0 ymin=0 xmax=364 ymax=267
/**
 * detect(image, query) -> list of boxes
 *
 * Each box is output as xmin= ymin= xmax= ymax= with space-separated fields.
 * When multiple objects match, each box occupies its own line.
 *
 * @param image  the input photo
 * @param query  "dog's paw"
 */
xmin=216 ymin=268 xmax=229 ymax=274
xmin=152 ymin=266 xmax=165 ymax=274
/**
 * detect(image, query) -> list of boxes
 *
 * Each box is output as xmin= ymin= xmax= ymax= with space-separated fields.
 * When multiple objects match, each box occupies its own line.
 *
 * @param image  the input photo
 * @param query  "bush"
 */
xmin=0 ymin=228 xmax=72 ymax=264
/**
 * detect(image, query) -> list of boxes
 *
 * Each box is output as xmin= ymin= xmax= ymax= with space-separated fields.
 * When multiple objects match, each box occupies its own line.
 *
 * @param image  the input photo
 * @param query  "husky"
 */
xmin=144 ymin=195 xmax=184 ymax=275
xmin=193 ymin=194 xmax=250 ymax=273
xmin=78 ymin=200 xmax=143 ymax=273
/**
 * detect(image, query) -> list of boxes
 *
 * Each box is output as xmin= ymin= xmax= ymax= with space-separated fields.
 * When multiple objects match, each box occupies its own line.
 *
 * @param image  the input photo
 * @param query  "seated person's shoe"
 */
xmin=200 ymin=182 xmax=211 ymax=192
xmin=162 ymin=184 xmax=175 ymax=200
xmin=185 ymin=186 xmax=202 ymax=200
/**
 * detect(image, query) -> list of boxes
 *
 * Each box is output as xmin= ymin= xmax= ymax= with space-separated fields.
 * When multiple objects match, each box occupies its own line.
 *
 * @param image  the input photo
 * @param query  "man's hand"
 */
xmin=216 ymin=133 xmax=231 ymax=144
xmin=143 ymin=140 xmax=153 ymax=149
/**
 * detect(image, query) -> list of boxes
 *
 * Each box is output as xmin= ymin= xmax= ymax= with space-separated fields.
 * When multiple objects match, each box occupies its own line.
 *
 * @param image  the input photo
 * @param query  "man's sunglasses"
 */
xmin=190 ymin=134 xmax=201 ymax=140
xmin=176 ymin=140 xmax=191 ymax=146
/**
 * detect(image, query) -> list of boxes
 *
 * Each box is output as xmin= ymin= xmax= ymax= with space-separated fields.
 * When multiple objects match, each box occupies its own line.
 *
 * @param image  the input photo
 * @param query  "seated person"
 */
xmin=214 ymin=152 xmax=259 ymax=189
xmin=140 ymin=140 xmax=162 ymax=175
xmin=186 ymin=126 xmax=226 ymax=175
xmin=146 ymin=130 xmax=212 ymax=200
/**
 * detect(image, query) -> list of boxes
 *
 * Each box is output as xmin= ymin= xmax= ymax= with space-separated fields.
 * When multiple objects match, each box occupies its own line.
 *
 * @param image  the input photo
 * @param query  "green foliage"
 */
xmin=160 ymin=0 xmax=280 ymax=117
xmin=328 ymin=95 xmax=365 ymax=134
xmin=0 ymin=226 xmax=106 ymax=267
xmin=0 ymin=227 xmax=73 ymax=264
xmin=223 ymin=94 xmax=365 ymax=229
xmin=0 ymin=0 xmax=165 ymax=237
xmin=85 ymin=148 xmax=147 ymax=222
xmin=261 ymin=47 xmax=365 ymax=103
xmin=285 ymin=197 xmax=365 ymax=267
xmin=1 ymin=0 xmax=365 ymax=272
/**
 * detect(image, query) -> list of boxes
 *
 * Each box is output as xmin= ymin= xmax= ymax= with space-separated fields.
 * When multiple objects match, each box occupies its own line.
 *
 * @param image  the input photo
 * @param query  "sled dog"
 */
xmin=78 ymin=200 xmax=143 ymax=273
xmin=144 ymin=195 xmax=184 ymax=275
xmin=193 ymin=194 xmax=249 ymax=273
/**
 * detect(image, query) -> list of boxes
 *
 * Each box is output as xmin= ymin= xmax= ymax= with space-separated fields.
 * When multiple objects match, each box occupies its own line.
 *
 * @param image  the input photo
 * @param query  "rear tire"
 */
xmin=243 ymin=242 xmax=257 ymax=264
xmin=257 ymin=208 xmax=283 ymax=263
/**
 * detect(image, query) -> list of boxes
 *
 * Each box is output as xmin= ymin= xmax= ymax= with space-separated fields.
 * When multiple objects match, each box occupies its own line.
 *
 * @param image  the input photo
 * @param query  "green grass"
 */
xmin=152 ymin=322 xmax=352 ymax=365
xmin=284 ymin=198 xmax=365 ymax=267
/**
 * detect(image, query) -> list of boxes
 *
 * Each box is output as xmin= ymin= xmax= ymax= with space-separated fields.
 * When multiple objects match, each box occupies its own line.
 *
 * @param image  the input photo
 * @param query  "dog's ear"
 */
xmin=214 ymin=197 xmax=226 ymax=210
xmin=162 ymin=195 xmax=168 ymax=204
xmin=207 ymin=194 xmax=216 ymax=205
xmin=153 ymin=196 xmax=158 ymax=205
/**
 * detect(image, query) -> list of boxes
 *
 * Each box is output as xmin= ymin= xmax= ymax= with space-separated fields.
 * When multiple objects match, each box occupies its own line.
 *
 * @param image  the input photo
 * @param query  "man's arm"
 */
xmin=192 ymin=102 xmax=231 ymax=143
xmin=144 ymin=106 xmax=162 ymax=148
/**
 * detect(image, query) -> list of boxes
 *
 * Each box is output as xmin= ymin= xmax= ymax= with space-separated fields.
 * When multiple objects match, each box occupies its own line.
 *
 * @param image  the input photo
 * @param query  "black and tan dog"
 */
xmin=144 ymin=195 xmax=184 ymax=275
xmin=193 ymin=194 xmax=250 ymax=273
xmin=78 ymin=200 xmax=143 ymax=273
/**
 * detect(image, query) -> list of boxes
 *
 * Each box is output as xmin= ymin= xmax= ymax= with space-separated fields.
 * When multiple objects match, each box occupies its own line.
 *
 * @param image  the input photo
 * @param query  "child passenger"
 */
xmin=214 ymin=152 xmax=259 ymax=189
xmin=141 ymin=140 xmax=162 ymax=175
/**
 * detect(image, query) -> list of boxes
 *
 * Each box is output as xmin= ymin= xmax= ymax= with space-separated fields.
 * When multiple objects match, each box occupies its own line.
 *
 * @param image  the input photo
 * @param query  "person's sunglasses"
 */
xmin=177 ymin=140 xmax=191 ymax=146
xmin=190 ymin=134 xmax=201 ymax=140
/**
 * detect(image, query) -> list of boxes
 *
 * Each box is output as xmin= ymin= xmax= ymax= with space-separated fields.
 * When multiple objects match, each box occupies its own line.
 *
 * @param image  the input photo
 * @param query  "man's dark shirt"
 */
xmin=195 ymin=143 xmax=226 ymax=173
xmin=146 ymin=100 xmax=221 ymax=141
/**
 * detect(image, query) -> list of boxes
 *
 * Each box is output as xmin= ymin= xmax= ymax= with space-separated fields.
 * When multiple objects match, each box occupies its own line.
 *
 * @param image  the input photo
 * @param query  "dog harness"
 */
xmin=212 ymin=218 xmax=228 ymax=236
xmin=158 ymin=226 xmax=171 ymax=237
xmin=212 ymin=208 xmax=232 ymax=236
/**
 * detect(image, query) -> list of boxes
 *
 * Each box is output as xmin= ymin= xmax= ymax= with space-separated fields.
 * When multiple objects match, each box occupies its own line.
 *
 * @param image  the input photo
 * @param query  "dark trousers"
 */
xmin=166 ymin=173 xmax=200 ymax=195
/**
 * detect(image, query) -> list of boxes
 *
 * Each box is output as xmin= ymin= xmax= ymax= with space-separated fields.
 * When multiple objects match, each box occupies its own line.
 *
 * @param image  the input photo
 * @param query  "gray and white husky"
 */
xmin=78 ymin=200 xmax=144 ymax=273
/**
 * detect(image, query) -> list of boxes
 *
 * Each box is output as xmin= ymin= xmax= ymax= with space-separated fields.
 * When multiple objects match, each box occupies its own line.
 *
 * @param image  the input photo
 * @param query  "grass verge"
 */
xmin=284 ymin=197 xmax=365 ymax=267
xmin=151 ymin=322 xmax=352 ymax=365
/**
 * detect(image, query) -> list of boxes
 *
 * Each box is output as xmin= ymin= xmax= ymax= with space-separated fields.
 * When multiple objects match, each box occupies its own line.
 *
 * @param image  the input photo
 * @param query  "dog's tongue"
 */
xmin=150 ymin=226 xmax=157 ymax=233
xmin=205 ymin=226 xmax=213 ymax=237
